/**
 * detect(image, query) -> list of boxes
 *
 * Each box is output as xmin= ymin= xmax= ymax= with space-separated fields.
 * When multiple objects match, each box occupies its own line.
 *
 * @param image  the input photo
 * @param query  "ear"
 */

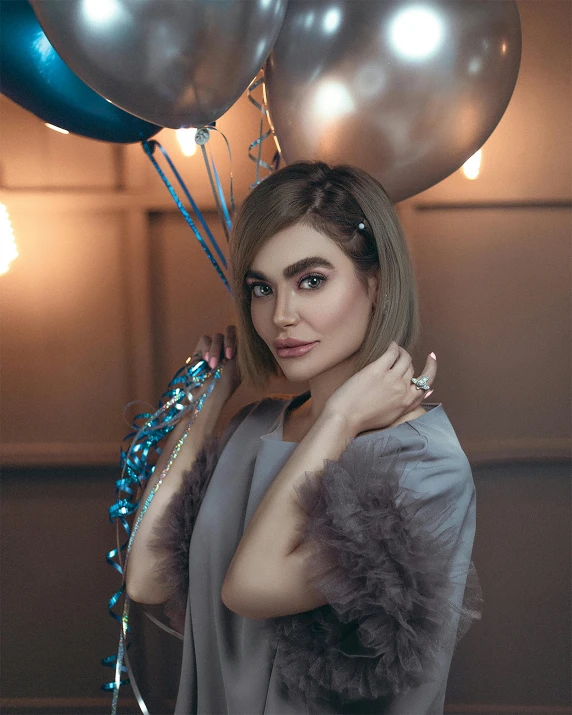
xmin=366 ymin=274 xmax=378 ymax=309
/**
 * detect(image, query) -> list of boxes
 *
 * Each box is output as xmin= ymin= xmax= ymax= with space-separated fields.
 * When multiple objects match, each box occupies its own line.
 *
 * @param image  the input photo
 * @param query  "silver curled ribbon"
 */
xmin=194 ymin=123 xmax=236 ymax=244
xmin=247 ymin=69 xmax=281 ymax=189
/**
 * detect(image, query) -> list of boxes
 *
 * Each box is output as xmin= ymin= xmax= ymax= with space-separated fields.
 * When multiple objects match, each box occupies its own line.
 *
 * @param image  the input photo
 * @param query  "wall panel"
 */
xmin=405 ymin=204 xmax=571 ymax=460
xmin=0 ymin=96 xmax=117 ymax=189
xmin=0 ymin=209 xmax=137 ymax=463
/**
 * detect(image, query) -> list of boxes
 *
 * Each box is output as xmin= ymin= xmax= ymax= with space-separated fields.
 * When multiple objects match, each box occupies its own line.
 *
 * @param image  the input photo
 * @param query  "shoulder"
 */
xmin=346 ymin=404 xmax=473 ymax=507
xmin=229 ymin=393 xmax=291 ymax=423
xmin=403 ymin=404 xmax=473 ymax=493
xmin=220 ymin=393 xmax=291 ymax=446
xmin=228 ymin=393 xmax=289 ymax=421
xmin=387 ymin=407 xmax=476 ymax=542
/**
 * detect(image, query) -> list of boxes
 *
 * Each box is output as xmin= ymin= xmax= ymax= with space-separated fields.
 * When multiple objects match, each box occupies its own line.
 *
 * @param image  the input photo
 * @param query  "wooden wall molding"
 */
xmin=0 ymin=442 xmax=121 ymax=466
xmin=415 ymin=200 xmax=572 ymax=210
xmin=0 ymin=697 xmax=569 ymax=715
xmin=1 ymin=437 xmax=569 ymax=468
xmin=0 ymin=188 xmax=209 ymax=213
xmin=462 ymin=437 xmax=571 ymax=464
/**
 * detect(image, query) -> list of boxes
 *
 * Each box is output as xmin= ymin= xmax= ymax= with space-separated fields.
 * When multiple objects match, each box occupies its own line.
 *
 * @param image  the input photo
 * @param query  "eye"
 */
xmin=299 ymin=273 xmax=326 ymax=290
xmin=248 ymin=282 xmax=272 ymax=298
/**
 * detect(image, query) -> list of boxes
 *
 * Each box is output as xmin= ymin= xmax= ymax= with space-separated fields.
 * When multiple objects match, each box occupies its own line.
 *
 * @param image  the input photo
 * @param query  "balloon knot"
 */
xmin=195 ymin=127 xmax=211 ymax=145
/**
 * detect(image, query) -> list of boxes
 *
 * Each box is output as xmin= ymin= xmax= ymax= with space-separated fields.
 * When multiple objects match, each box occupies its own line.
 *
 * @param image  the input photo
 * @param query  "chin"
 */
xmin=274 ymin=358 xmax=319 ymax=383
xmin=276 ymin=353 xmax=345 ymax=383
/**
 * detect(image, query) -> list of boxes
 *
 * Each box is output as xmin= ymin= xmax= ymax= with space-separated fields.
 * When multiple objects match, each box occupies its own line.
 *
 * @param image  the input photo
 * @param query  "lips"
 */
xmin=275 ymin=341 xmax=318 ymax=358
xmin=274 ymin=338 xmax=316 ymax=348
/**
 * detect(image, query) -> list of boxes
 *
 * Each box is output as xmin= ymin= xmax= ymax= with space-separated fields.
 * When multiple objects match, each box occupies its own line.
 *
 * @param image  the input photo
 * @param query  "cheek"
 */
xmin=311 ymin=284 xmax=369 ymax=336
xmin=250 ymin=301 xmax=270 ymax=340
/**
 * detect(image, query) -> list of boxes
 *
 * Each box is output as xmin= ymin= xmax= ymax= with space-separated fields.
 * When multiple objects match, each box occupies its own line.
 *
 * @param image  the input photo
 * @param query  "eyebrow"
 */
xmin=244 ymin=256 xmax=335 ymax=282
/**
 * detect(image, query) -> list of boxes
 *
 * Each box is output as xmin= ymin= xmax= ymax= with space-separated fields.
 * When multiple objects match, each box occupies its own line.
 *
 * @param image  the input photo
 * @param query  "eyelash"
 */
xmin=247 ymin=273 xmax=327 ymax=298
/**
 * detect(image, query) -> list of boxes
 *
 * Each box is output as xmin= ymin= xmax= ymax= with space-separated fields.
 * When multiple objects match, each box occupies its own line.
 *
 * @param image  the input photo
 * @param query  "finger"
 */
xmin=376 ymin=341 xmax=401 ymax=370
xmin=404 ymin=361 xmax=415 ymax=385
xmin=418 ymin=352 xmax=437 ymax=388
xmin=411 ymin=352 xmax=437 ymax=394
xmin=194 ymin=335 xmax=211 ymax=360
xmin=387 ymin=345 xmax=411 ymax=376
xmin=208 ymin=332 xmax=225 ymax=367
xmin=394 ymin=347 xmax=413 ymax=378
xmin=224 ymin=325 xmax=237 ymax=359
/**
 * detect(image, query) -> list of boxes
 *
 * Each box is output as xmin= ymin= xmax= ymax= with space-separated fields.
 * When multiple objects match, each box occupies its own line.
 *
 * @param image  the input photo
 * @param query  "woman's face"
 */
xmin=245 ymin=222 xmax=377 ymax=383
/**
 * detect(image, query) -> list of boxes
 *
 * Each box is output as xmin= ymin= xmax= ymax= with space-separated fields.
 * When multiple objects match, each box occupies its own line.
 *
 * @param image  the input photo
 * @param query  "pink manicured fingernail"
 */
xmin=430 ymin=352 xmax=436 ymax=360
xmin=209 ymin=356 xmax=217 ymax=368
xmin=425 ymin=390 xmax=434 ymax=398
xmin=204 ymin=352 xmax=210 ymax=362
xmin=225 ymin=347 xmax=232 ymax=359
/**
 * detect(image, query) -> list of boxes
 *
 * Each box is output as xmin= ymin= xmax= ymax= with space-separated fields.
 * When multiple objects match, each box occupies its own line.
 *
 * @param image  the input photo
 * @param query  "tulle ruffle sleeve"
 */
xmin=260 ymin=433 xmax=483 ymax=706
xmin=150 ymin=401 xmax=257 ymax=633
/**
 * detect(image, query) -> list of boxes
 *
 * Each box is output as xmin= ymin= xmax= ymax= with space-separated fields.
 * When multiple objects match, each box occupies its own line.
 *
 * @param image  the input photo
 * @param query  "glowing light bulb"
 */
xmin=0 ymin=204 xmax=19 ymax=275
xmin=45 ymin=123 xmax=69 ymax=134
xmin=176 ymin=128 xmax=198 ymax=156
xmin=462 ymin=149 xmax=482 ymax=180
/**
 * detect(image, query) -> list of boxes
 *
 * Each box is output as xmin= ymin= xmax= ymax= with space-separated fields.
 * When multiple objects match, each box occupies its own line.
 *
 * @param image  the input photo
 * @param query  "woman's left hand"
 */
xmin=324 ymin=342 xmax=437 ymax=436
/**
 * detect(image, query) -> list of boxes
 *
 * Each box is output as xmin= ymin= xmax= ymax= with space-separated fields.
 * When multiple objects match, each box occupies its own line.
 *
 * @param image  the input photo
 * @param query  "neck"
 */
xmin=296 ymin=355 xmax=359 ymax=425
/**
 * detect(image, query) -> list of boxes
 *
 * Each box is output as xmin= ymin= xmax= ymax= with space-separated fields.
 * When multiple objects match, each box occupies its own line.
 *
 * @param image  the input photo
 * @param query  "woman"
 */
xmin=126 ymin=161 xmax=481 ymax=714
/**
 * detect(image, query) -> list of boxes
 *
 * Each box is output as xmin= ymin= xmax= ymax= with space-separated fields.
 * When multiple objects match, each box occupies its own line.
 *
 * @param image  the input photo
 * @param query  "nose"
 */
xmin=272 ymin=287 xmax=298 ymax=329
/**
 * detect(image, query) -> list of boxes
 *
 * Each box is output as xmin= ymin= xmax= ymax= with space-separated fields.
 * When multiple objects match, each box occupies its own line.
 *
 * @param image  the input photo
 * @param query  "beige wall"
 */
xmin=1 ymin=0 xmax=570 ymax=468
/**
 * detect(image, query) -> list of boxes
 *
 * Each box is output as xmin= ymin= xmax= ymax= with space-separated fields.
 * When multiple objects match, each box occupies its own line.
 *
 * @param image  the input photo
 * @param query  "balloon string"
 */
xmin=152 ymin=141 xmax=227 ymax=270
xmin=209 ymin=125 xmax=237 ymax=216
xmin=142 ymin=607 xmax=184 ymax=640
xmin=141 ymin=140 xmax=230 ymax=292
xmin=209 ymin=148 xmax=233 ymax=235
xmin=199 ymin=141 xmax=232 ymax=244
xmin=247 ymin=71 xmax=281 ymax=188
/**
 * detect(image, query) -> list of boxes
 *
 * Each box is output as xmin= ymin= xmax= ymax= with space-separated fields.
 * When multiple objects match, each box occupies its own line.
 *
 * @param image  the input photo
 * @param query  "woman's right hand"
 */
xmin=192 ymin=324 xmax=242 ymax=403
xmin=325 ymin=342 xmax=436 ymax=436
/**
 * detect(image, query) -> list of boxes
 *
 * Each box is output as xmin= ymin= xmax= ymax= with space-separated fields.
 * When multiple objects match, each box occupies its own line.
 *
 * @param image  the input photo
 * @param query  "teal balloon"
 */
xmin=0 ymin=1 xmax=161 ymax=143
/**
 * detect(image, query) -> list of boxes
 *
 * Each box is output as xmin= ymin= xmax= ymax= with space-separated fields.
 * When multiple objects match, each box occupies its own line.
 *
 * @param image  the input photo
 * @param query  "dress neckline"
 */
xmin=263 ymin=390 xmax=443 ymax=444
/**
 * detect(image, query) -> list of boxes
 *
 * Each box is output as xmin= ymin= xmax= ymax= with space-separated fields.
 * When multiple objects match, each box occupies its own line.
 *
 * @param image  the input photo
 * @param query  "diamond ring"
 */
xmin=411 ymin=375 xmax=431 ymax=391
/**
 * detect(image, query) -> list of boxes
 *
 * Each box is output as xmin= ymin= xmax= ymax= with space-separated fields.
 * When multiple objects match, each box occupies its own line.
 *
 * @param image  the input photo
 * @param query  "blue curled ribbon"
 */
xmin=142 ymin=140 xmax=231 ymax=293
xmin=102 ymin=357 xmax=223 ymax=714
xmin=154 ymin=140 xmax=227 ymax=269
xmin=247 ymin=71 xmax=282 ymax=189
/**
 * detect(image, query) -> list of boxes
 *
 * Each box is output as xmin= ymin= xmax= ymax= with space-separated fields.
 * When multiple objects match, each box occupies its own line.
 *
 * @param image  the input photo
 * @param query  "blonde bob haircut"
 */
xmin=229 ymin=160 xmax=420 ymax=389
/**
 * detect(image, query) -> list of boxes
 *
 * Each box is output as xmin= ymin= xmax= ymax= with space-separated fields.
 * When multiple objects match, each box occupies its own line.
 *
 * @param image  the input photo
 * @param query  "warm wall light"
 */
xmin=45 ymin=123 xmax=70 ymax=134
xmin=462 ymin=149 xmax=482 ymax=180
xmin=0 ymin=203 xmax=19 ymax=275
xmin=176 ymin=128 xmax=198 ymax=156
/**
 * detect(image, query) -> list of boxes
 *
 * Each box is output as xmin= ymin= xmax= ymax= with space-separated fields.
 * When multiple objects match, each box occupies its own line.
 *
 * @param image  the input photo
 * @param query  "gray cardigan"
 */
xmin=152 ymin=392 xmax=482 ymax=714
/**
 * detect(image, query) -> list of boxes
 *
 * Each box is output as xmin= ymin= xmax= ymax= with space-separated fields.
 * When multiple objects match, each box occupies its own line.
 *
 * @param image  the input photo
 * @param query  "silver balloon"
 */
xmin=30 ymin=0 xmax=287 ymax=128
xmin=265 ymin=1 xmax=521 ymax=202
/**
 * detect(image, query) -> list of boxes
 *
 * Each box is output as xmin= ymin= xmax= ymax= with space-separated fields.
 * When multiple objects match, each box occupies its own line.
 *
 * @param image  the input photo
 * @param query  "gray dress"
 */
xmin=153 ymin=391 xmax=482 ymax=715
